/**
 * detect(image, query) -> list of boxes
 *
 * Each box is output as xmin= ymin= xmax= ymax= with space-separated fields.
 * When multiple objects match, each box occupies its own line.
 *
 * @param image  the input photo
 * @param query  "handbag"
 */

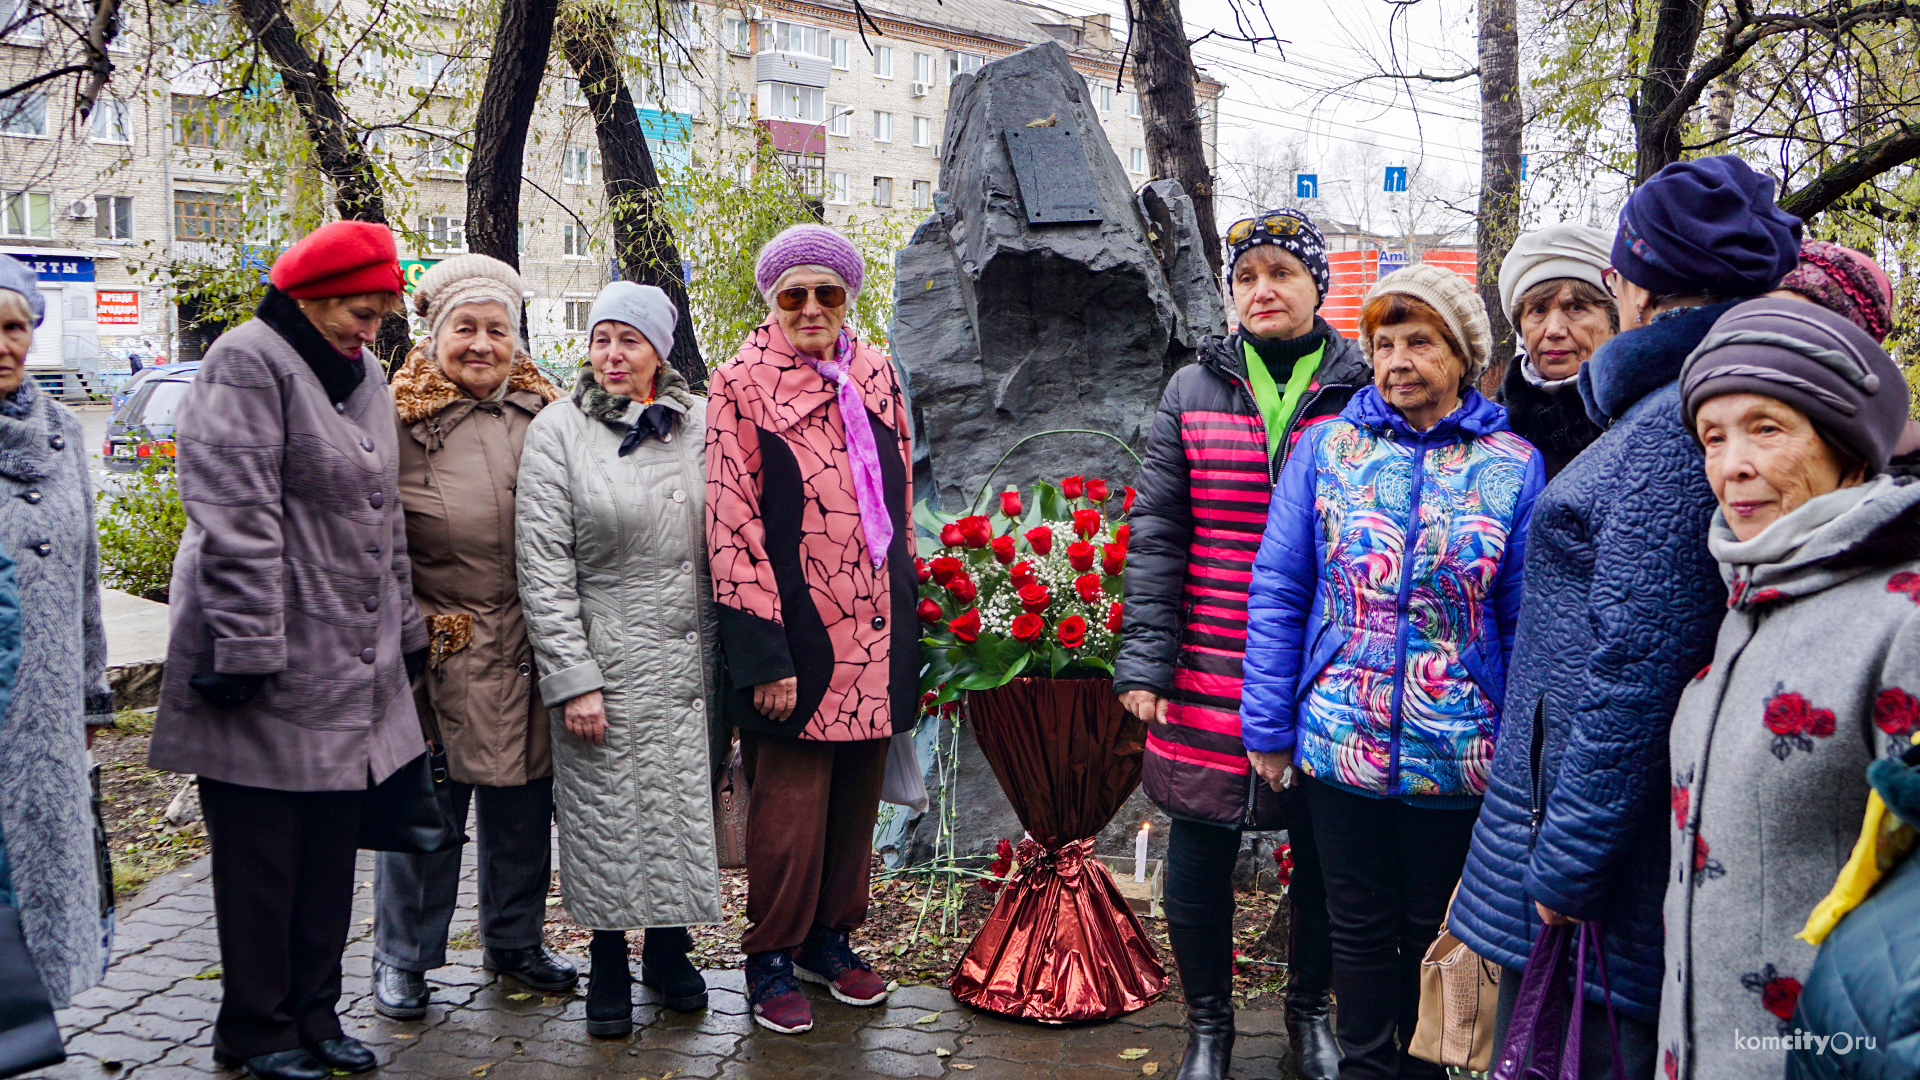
xmin=1410 ymin=884 xmax=1501 ymax=1071
xmin=0 ymin=905 xmax=65 ymax=1078
xmin=714 ymin=741 xmax=749 ymax=870
xmin=89 ymin=765 xmax=113 ymax=918
xmin=1491 ymin=920 xmax=1625 ymax=1080
xmin=879 ymin=728 xmax=928 ymax=812
xmin=357 ymin=748 xmax=467 ymax=854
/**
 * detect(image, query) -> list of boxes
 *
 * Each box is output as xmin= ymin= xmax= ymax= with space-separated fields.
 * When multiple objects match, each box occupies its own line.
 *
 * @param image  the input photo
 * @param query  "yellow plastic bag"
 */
xmin=1800 ymin=789 xmax=1919 ymax=945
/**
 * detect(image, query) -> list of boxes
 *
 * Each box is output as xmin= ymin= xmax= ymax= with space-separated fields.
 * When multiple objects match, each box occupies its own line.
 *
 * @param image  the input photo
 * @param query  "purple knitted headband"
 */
xmin=754 ymin=224 xmax=865 ymax=302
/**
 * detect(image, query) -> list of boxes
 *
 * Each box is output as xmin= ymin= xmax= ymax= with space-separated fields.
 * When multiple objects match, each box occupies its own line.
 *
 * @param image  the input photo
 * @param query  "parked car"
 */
xmin=103 ymin=362 xmax=200 ymax=474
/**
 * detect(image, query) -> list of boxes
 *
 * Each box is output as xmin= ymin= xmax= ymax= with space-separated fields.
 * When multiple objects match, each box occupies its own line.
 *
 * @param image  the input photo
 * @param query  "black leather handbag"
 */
xmin=357 ymin=749 xmax=467 ymax=854
xmin=0 ymin=904 xmax=65 ymax=1078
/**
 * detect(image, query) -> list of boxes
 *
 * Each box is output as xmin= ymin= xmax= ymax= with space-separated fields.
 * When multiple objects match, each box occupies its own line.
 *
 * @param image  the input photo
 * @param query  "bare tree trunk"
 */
xmin=465 ymin=0 xmax=559 ymax=270
xmin=1632 ymin=0 xmax=1708 ymax=183
xmin=559 ymin=3 xmax=706 ymax=390
xmin=1129 ymin=0 xmax=1222 ymax=282
xmin=1477 ymin=0 xmax=1522 ymax=394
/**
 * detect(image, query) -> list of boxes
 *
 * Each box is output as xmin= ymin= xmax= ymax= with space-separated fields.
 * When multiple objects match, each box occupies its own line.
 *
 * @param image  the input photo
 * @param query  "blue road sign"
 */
xmin=1296 ymin=173 xmax=1318 ymax=199
xmin=1521 ymin=154 xmax=1528 ymax=181
xmin=1384 ymin=167 xmax=1408 ymax=193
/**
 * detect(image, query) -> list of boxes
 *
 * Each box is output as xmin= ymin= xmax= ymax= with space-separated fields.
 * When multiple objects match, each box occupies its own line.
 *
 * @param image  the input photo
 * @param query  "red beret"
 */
xmin=269 ymin=220 xmax=405 ymax=300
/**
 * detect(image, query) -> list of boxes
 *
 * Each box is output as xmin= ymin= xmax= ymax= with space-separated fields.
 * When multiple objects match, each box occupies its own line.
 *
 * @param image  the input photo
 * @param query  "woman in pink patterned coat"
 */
xmin=704 ymin=224 xmax=917 ymax=1035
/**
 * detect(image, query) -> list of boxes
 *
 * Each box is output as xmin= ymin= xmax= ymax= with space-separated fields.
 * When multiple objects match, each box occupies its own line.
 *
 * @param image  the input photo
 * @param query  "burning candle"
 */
xmin=1134 ymin=821 xmax=1150 ymax=883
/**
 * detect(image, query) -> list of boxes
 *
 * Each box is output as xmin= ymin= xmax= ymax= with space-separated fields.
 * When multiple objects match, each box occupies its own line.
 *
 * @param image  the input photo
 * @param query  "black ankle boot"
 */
xmin=1175 ymin=992 xmax=1234 ymax=1080
xmin=1284 ymin=880 xmax=1340 ymax=1080
xmin=640 ymin=926 xmax=709 ymax=1011
xmin=585 ymin=930 xmax=632 ymax=1038
xmin=1284 ymin=990 xmax=1340 ymax=1080
xmin=1164 ymin=902 xmax=1236 ymax=1080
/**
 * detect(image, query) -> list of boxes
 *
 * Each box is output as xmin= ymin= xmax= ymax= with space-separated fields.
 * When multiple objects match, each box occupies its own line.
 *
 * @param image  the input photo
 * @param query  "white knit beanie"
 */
xmin=412 ymin=253 xmax=523 ymax=341
xmin=1497 ymin=223 xmax=1612 ymax=323
xmin=1361 ymin=263 xmax=1493 ymax=387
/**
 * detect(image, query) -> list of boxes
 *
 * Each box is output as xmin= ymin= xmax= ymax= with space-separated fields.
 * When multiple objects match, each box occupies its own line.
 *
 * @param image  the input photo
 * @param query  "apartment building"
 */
xmin=0 ymin=0 xmax=1220 ymax=387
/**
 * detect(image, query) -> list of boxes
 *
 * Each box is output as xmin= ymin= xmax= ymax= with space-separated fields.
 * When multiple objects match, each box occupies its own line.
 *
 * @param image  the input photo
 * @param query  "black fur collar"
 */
xmin=255 ymin=286 xmax=367 ymax=406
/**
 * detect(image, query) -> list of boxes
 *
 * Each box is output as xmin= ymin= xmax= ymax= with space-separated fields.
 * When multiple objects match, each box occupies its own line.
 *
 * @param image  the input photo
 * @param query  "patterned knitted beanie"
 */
xmin=412 ymin=253 xmax=523 ymax=341
xmin=1777 ymin=240 xmax=1893 ymax=343
xmin=754 ymin=224 xmax=864 ymax=304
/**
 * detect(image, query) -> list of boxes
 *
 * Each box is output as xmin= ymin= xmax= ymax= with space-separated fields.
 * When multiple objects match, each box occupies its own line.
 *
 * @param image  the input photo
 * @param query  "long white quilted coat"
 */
xmin=514 ymin=368 xmax=721 ymax=930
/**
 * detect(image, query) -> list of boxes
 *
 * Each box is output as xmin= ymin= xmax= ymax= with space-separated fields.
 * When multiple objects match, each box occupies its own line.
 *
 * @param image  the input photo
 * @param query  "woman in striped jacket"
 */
xmin=1116 ymin=209 xmax=1369 ymax=1080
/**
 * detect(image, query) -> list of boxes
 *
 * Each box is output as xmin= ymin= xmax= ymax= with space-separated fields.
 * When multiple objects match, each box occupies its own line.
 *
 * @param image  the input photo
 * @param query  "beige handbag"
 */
xmin=714 ymin=741 xmax=750 ymax=870
xmin=1409 ymin=884 xmax=1502 ymax=1071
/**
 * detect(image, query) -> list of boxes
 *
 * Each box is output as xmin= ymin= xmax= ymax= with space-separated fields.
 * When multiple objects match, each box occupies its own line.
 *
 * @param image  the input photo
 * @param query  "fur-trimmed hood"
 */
xmin=390 ymin=342 xmax=561 ymax=450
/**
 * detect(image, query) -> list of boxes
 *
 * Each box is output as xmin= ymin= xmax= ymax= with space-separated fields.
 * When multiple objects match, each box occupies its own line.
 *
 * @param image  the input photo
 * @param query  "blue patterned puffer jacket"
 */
xmin=1241 ymin=385 xmax=1543 ymax=799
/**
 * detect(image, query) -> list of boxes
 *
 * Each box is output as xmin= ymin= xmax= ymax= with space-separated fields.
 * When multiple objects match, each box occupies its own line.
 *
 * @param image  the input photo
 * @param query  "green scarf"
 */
xmin=1243 ymin=336 xmax=1325 ymax=458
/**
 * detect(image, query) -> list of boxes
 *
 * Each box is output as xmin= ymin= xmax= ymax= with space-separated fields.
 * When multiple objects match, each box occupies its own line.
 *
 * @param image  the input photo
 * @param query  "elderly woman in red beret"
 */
xmin=150 ymin=220 xmax=425 ymax=1080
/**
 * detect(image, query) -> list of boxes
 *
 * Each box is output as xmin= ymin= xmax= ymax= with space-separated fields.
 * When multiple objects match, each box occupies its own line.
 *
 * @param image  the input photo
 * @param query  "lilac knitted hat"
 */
xmin=754 ymin=224 xmax=864 ymax=303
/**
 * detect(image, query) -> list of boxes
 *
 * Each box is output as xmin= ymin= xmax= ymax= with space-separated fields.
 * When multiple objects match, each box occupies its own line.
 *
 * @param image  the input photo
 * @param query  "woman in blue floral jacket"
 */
xmin=1241 ymin=264 xmax=1544 ymax=1080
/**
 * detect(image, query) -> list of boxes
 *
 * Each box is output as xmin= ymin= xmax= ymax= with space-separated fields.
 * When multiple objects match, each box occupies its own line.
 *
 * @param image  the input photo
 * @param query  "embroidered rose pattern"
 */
xmin=1671 ymin=783 xmax=1689 ymax=831
xmin=1692 ymin=835 xmax=1726 ymax=886
xmin=1663 ymin=1048 xmax=1678 ymax=1079
xmin=1762 ymin=689 xmax=1837 ymax=760
xmin=1874 ymin=687 xmax=1920 ymax=751
xmin=1889 ymin=571 xmax=1920 ymax=603
xmin=1740 ymin=965 xmax=1801 ymax=1032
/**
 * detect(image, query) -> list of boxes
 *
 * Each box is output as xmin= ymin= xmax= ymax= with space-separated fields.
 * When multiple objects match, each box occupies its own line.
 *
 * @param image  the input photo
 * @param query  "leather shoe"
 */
xmin=212 ymin=1047 xmax=329 ymax=1080
xmin=1284 ymin=990 xmax=1340 ymax=1080
xmin=484 ymin=944 xmax=579 ymax=993
xmin=306 ymin=1036 xmax=377 ymax=1074
xmin=1173 ymin=992 xmax=1233 ymax=1080
xmin=372 ymin=961 xmax=428 ymax=1020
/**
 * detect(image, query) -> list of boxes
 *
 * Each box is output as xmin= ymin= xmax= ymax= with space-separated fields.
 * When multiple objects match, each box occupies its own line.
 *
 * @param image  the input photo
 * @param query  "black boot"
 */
xmin=1285 ymin=991 xmax=1340 ymax=1080
xmin=1164 ymin=899 xmax=1235 ymax=1080
xmin=640 ymin=927 xmax=709 ymax=1011
xmin=585 ymin=930 xmax=633 ymax=1038
xmin=1284 ymin=833 xmax=1340 ymax=1080
xmin=484 ymin=944 xmax=579 ymax=993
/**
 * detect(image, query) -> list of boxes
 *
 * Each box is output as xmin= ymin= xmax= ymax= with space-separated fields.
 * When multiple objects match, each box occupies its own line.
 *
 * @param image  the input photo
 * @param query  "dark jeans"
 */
xmin=1303 ymin=774 xmax=1480 ymax=1080
xmin=739 ymin=732 xmax=887 ymax=954
xmin=199 ymin=777 xmax=363 ymax=1059
xmin=373 ymin=777 xmax=554 ymax=971
xmin=1492 ymin=964 xmax=1658 ymax=1080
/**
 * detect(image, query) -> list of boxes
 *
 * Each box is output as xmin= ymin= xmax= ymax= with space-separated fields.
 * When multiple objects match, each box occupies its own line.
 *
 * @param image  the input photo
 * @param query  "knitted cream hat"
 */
xmin=1361 ymin=263 xmax=1493 ymax=386
xmin=412 ymin=253 xmax=524 ymax=340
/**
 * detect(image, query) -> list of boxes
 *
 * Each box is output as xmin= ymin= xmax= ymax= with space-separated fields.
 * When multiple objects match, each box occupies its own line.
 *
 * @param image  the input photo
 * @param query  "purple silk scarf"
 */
xmin=801 ymin=328 xmax=893 ymax=568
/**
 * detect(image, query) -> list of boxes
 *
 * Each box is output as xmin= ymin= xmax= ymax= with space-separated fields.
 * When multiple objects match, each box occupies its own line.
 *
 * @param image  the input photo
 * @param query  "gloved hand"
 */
xmin=189 ymin=671 xmax=267 ymax=710
xmin=405 ymin=648 xmax=428 ymax=681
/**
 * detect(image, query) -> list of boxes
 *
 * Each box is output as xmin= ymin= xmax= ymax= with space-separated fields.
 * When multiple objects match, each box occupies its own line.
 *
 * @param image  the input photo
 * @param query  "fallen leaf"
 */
xmin=360 ymin=917 xmax=373 ymax=924
xmin=1142 ymin=1064 xmax=1159 ymax=1076
xmin=886 ymin=979 xmax=901 ymax=992
xmin=506 ymin=992 xmax=533 ymax=1001
xmin=545 ymin=897 xmax=561 ymax=906
xmin=935 ymin=1048 xmax=951 ymax=1058
xmin=952 ymin=1065 xmax=975 ymax=1072
xmin=1119 ymin=1048 xmax=1151 ymax=1060
xmin=470 ymin=1070 xmax=487 ymax=1077
xmin=915 ymin=1013 xmax=940 ymax=1024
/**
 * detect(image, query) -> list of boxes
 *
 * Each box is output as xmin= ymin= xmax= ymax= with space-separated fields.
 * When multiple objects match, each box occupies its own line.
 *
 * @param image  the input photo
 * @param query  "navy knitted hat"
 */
xmin=1613 ymin=155 xmax=1802 ymax=298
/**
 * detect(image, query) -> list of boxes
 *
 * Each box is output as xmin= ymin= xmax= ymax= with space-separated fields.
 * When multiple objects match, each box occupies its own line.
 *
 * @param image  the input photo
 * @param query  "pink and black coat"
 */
xmin=1115 ymin=321 xmax=1371 ymax=827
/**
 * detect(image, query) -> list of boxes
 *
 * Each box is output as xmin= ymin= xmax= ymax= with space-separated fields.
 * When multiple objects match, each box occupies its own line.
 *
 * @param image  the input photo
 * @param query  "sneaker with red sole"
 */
xmin=793 ymin=927 xmax=890 ymax=1006
xmin=745 ymin=951 xmax=813 ymax=1034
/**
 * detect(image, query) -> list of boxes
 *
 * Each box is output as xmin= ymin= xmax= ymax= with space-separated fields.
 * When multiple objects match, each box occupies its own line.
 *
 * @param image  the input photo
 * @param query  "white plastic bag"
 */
xmin=880 ymin=730 xmax=929 ymax=811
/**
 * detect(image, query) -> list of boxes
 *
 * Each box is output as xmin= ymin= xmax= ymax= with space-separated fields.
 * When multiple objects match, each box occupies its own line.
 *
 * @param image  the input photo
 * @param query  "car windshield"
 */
xmin=138 ymin=381 xmax=191 ymax=429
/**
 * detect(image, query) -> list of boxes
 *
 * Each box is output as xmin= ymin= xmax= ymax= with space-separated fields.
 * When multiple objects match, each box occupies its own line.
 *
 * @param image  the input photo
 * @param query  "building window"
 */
xmin=945 ymin=51 xmax=983 ymax=83
xmin=828 ymin=172 xmax=849 ymax=204
xmin=766 ymin=83 xmax=824 ymax=122
xmin=667 ymin=0 xmax=701 ymax=48
xmin=872 ymin=110 xmax=892 ymax=142
xmin=827 ymin=105 xmax=850 ymax=136
xmin=874 ymin=45 xmax=892 ymax=78
xmin=562 ymin=223 xmax=588 ymax=258
xmin=761 ymin=19 xmax=830 ymax=58
xmin=420 ymin=214 xmax=466 ymax=253
xmin=913 ymin=179 xmax=932 ymax=209
xmin=1099 ymin=84 xmax=1111 ymax=111
xmin=173 ymin=190 xmax=241 ymax=241
xmin=562 ymin=77 xmax=587 ymax=107
xmin=562 ymin=146 xmax=592 ymax=184
xmin=90 ymin=99 xmax=130 ymax=144
xmin=723 ymin=18 xmax=752 ymax=53
xmin=563 ymin=299 xmax=593 ymax=331
xmin=1129 ymin=91 xmax=1141 ymax=118
xmin=95 ymin=195 xmax=133 ymax=239
xmin=2 ymin=0 xmax=44 ymax=42
xmin=872 ymin=176 xmax=892 ymax=207
xmin=0 ymin=92 xmax=47 ymax=138
xmin=172 ymin=95 xmax=242 ymax=149
xmin=655 ymin=138 xmax=691 ymax=173
xmin=416 ymin=53 xmax=460 ymax=92
xmin=420 ymin=133 xmax=467 ymax=173
xmin=723 ymin=88 xmax=750 ymax=122
xmin=913 ymin=52 xmax=933 ymax=85
xmin=1129 ymin=147 xmax=1145 ymax=173
xmin=2 ymin=191 xmax=50 ymax=237
xmin=832 ymin=37 xmax=848 ymax=69
xmin=913 ymin=116 xmax=932 ymax=147
xmin=657 ymin=71 xmax=699 ymax=115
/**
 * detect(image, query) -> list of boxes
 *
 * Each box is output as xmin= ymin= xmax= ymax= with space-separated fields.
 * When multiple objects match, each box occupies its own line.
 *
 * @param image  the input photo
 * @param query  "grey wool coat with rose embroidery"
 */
xmin=1659 ymin=473 xmax=1920 ymax=1080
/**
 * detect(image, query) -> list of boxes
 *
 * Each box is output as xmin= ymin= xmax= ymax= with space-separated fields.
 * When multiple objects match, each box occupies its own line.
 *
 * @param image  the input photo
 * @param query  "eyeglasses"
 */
xmin=1226 ymin=211 xmax=1306 ymax=246
xmin=775 ymin=284 xmax=848 ymax=311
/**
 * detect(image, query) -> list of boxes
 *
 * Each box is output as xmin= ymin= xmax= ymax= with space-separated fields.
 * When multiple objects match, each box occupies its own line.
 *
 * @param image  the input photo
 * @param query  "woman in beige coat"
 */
xmin=516 ymin=281 xmax=721 ymax=1040
xmin=371 ymin=255 xmax=572 ymax=1021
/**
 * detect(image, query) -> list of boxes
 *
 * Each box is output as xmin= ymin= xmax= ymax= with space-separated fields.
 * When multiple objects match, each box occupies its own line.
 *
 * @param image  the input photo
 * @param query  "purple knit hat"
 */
xmin=754 ymin=224 xmax=865 ymax=303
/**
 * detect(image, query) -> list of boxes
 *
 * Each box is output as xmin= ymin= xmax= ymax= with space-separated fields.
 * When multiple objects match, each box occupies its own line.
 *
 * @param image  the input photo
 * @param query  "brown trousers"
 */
xmin=739 ymin=732 xmax=889 ymax=954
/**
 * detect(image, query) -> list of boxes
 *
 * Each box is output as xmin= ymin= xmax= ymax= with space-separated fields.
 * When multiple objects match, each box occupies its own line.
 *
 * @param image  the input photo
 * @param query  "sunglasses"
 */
xmin=1226 ymin=212 xmax=1306 ymax=246
xmin=775 ymin=284 xmax=848 ymax=311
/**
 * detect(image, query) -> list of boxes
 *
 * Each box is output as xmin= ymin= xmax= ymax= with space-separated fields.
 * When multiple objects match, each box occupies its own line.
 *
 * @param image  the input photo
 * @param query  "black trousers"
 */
xmin=1302 ymin=774 xmax=1480 ymax=1080
xmin=199 ymin=777 xmax=364 ymax=1059
xmin=373 ymin=777 xmax=553 ymax=971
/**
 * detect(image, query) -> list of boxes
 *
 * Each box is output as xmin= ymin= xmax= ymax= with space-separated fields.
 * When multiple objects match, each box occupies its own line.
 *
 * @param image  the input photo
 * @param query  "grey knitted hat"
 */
xmin=1497 ymin=224 xmax=1612 ymax=323
xmin=1681 ymin=298 xmax=1910 ymax=473
xmin=412 ymin=254 xmax=523 ymax=341
xmin=0 ymin=255 xmax=44 ymax=327
xmin=1361 ymin=262 xmax=1494 ymax=387
xmin=586 ymin=281 xmax=677 ymax=365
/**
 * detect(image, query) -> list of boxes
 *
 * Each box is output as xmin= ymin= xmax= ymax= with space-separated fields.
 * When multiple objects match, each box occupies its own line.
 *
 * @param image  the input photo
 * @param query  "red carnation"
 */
xmin=957 ymin=515 xmax=993 ymax=548
xmin=1072 ymin=508 xmax=1102 ymax=538
xmin=980 ymin=837 xmax=1015 ymax=893
xmin=999 ymin=490 xmax=1023 ymax=518
xmin=1074 ymin=573 xmax=1103 ymax=603
xmin=940 ymin=522 xmax=965 ymax=548
xmin=1874 ymin=687 xmax=1920 ymax=737
xmin=1067 ymin=540 xmax=1096 ymax=571
xmin=1056 ymin=614 xmax=1088 ymax=649
xmin=949 ymin=608 xmax=980 ymax=642
xmin=1023 ymin=526 xmax=1053 ymax=556
xmin=915 ymin=557 xmax=930 ymax=584
xmin=1085 ymin=478 xmax=1110 ymax=502
xmin=917 ymin=598 xmax=943 ymax=624
xmin=1009 ymin=560 xmax=1038 ymax=589
xmin=1061 ymin=475 xmax=1084 ymax=499
xmin=1123 ymin=485 xmax=1136 ymax=513
xmin=920 ymin=690 xmax=937 ymax=712
xmin=990 ymin=535 xmax=1016 ymax=564
xmin=1272 ymin=843 xmax=1293 ymax=889
xmin=940 ymin=699 xmax=960 ymax=719
xmin=1018 ymin=582 xmax=1051 ymax=614
xmin=947 ymin=573 xmax=978 ymax=604
xmin=1010 ymin=613 xmax=1045 ymax=644
xmin=1107 ymin=601 xmax=1123 ymax=632
xmin=1761 ymin=977 xmax=1802 ymax=1021
xmin=1102 ymin=542 xmax=1126 ymax=575
xmin=930 ymin=556 xmax=963 ymax=586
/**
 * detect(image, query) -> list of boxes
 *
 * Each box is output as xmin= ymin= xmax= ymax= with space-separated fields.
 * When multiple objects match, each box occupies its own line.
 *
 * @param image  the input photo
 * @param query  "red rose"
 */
xmin=1760 ymin=977 xmax=1802 ymax=1020
xmin=1114 ymin=523 xmax=1130 ymax=549
xmin=1018 ymin=582 xmax=1051 ymax=614
xmin=1102 ymin=542 xmax=1126 ymax=575
xmin=1671 ymin=784 xmax=1689 ymax=830
xmin=1123 ymin=485 xmax=1136 ymax=513
xmin=1023 ymin=526 xmax=1053 ymax=556
xmin=1072 ymin=508 xmax=1102 ymax=538
xmin=1056 ymin=614 xmax=1088 ymax=649
xmin=1010 ymin=613 xmax=1045 ymax=644
xmin=1763 ymin=691 xmax=1812 ymax=735
xmin=1009 ymin=560 xmax=1037 ymax=589
xmin=1874 ymin=687 xmax=1920 ymax=737
xmin=949 ymin=608 xmax=980 ymax=642
xmin=917 ymin=598 xmax=944 ymax=624
xmin=948 ymin=573 xmax=978 ymax=604
xmin=1061 ymin=475 xmax=1084 ymax=499
xmin=999 ymin=490 xmax=1023 ymax=518
xmin=1074 ymin=572 xmax=1103 ymax=603
xmin=915 ymin=557 xmax=930 ymax=584
xmin=990 ymin=535 xmax=1016 ymax=564
xmin=1107 ymin=601 xmax=1123 ymax=632
xmin=957 ymin=514 xmax=993 ymax=548
xmin=930 ymin=556 xmax=963 ymax=586
xmin=1085 ymin=478 xmax=1110 ymax=502
xmin=940 ymin=523 xmax=965 ymax=548
xmin=1067 ymin=540 xmax=1096 ymax=571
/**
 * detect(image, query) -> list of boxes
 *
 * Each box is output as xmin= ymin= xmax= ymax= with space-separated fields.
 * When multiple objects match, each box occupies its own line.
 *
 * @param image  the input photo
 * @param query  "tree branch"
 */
xmin=0 ymin=63 xmax=92 ymax=103
xmin=1777 ymin=122 xmax=1920 ymax=220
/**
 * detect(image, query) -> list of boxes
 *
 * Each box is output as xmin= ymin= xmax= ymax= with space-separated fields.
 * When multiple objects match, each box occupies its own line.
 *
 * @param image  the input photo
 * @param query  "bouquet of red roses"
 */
xmin=917 ymin=475 xmax=1134 ymax=706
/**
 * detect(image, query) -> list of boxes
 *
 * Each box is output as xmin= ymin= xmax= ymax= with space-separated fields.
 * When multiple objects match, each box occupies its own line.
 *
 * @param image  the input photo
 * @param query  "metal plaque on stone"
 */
xmin=1003 ymin=126 xmax=1104 ymax=226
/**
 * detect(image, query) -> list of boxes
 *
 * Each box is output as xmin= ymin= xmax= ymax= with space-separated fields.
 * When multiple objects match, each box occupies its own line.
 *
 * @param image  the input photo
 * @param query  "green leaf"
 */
xmin=1049 ymin=646 xmax=1070 ymax=677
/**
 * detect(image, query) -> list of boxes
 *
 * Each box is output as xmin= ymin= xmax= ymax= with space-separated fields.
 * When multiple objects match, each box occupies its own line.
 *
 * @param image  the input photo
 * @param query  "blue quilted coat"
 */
xmin=1451 ymin=302 xmax=1737 ymax=1024
xmin=1241 ymin=386 xmax=1543 ymax=799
